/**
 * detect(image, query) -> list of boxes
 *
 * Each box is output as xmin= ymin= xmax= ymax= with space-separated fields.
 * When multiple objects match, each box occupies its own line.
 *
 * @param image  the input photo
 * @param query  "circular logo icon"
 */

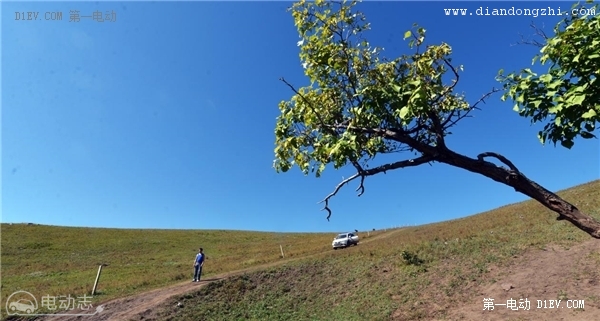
xmin=6 ymin=290 xmax=38 ymax=315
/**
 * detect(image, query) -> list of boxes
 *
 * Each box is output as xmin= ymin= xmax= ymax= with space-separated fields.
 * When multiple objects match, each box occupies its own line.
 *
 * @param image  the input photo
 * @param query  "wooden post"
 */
xmin=280 ymin=245 xmax=285 ymax=258
xmin=92 ymin=265 xmax=103 ymax=295
xmin=367 ymin=231 xmax=370 ymax=237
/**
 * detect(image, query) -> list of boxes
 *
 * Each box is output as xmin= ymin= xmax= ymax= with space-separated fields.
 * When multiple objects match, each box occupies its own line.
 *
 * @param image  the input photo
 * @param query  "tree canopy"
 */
xmin=498 ymin=1 xmax=600 ymax=149
xmin=274 ymin=0 xmax=600 ymax=238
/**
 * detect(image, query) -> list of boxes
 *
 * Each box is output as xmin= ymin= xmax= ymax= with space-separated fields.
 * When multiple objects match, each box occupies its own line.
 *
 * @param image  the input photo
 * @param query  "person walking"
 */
xmin=193 ymin=247 xmax=205 ymax=282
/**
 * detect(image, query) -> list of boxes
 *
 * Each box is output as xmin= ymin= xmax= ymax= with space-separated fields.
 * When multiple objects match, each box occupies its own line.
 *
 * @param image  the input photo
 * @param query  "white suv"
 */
xmin=332 ymin=232 xmax=359 ymax=249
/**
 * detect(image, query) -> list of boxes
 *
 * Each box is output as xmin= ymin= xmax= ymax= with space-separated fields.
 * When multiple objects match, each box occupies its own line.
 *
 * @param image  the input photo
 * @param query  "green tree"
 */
xmin=498 ymin=1 xmax=600 ymax=149
xmin=274 ymin=0 xmax=600 ymax=238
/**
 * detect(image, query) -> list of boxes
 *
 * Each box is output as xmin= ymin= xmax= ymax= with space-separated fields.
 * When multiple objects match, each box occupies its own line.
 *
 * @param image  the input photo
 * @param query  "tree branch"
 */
xmin=477 ymin=152 xmax=520 ymax=173
xmin=441 ymin=88 xmax=501 ymax=129
xmin=319 ymin=155 xmax=435 ymax=220
xmin=433 ymin=148 xmax=600 ymax=238
xmin=280 ymin=77 xmax=330 ymax=129
xmin=330 ymin=124 xmax=439 ymax=156
xmin=433 ymin=58 xmax=460 ymax=105
xmin=512 ymin=22 xmax=548 ymax=48
xmin=427 ymin=111 xmax=447 ymax=148
xmin=476 ymin=152 xmax=523 ymax=183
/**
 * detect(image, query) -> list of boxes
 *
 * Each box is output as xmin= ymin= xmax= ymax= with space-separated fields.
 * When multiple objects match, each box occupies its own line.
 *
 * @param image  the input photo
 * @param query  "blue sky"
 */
xmin=2 ymin=1 xmax=598 ymax=233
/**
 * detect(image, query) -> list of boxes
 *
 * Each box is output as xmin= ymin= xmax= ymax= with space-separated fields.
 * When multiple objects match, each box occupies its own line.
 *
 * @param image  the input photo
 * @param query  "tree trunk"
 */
xmin=436 ymin=149 xmax=600 ymax=239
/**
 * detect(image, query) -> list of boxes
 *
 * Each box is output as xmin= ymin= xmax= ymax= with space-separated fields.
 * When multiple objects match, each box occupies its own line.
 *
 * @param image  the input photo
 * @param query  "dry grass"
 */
xmin=152 ymin=180 xmax=600 ymax=321
xmin=2 ymin=180 xmax=599 ymax=320
xmin=1 ymin=225 xmax=386 ymax=314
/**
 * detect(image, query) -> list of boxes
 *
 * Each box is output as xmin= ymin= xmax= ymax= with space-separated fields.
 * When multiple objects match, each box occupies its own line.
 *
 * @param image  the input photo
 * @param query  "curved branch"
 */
xmin=318 ymin=172 xmax=361 ymax=221
xmin=477 ymin=152 xmax=520 ymax=173
xmin=430 ymin=58 xmax=460 ymax=107
xmin=319 ymin=155 xmax=435 ymax=221
xmin=437 ymin=148 xmax=600 ymax=238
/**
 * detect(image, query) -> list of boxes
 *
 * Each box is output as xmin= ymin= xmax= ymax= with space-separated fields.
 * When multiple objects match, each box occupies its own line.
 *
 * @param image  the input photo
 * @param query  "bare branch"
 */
xmin=431 ymin=58 xmax=460 ymax=105
xmin=441 ymin=88 xmax=501 ymax=129
xmin=356 ymin=175 xmax=365 ymax=196
xmin=511 ymin=22 xmax=548 ymax=48
xmin=319 ymin=155 xmax=435 ymax=220
xmin=318 ymin=172 xmax=361 ymax=221
xmin=477 ymin=152 xmax=520 ymax=173
xmin=531 ymin=22 xmax=548 ymax=40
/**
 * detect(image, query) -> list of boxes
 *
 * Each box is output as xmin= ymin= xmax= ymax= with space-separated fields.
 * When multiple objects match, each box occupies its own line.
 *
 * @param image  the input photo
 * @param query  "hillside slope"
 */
xmin=4 ymin=180 xmax=599 ymax=321
xmin=1 ymin=225 xmax=346 ymax=309
xmin=149 ymin=180 xmax=600 ymax=321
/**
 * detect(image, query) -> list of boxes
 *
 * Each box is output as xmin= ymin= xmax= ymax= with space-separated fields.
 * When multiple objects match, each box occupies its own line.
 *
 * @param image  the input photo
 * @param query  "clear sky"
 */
xmin=2 ymin=1 xmax=598 ymax=233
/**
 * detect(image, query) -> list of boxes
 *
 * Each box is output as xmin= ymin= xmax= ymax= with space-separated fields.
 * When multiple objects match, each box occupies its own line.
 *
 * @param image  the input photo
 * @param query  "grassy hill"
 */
xmin=2 ymin=180 xmax=599 ymax=320
xmin=151 ymin=180 xmax=600 ymax=320
xmin=1 ymin=225 xmax=368 ymax=310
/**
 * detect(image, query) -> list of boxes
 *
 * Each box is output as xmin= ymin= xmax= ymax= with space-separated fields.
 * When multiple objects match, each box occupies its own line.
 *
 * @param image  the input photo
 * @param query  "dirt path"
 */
xmin=31 ymin=230 xmax=399 ymax=321
xmin=436 ymin=239 xmax=600 ymax=321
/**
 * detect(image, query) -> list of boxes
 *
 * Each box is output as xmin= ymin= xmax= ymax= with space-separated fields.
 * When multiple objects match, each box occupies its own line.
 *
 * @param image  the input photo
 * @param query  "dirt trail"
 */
xmin=434 ymin=239 xmax=600 ymax=321
xmin=31 ymin=230 xmax=400 ymax=321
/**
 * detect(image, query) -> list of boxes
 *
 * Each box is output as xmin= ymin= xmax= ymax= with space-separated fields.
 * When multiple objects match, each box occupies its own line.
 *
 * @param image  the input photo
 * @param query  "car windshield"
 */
xmin=335 ymin=234 xmax=347 ymax=239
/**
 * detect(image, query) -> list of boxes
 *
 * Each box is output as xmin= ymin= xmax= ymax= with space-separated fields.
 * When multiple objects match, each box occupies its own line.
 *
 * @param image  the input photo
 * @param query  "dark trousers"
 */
xmin=194 ymin=265 xmax=203 ymax=280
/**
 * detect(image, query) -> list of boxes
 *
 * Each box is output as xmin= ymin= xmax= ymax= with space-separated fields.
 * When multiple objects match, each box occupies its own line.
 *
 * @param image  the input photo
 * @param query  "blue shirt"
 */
xmin=195 ymin=253 xmax=204 ymax=264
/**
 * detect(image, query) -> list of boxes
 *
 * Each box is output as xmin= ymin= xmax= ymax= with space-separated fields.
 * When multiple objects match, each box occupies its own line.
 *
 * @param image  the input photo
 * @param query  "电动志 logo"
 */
xmin=6 ymin=290 xmax=104 ymax=316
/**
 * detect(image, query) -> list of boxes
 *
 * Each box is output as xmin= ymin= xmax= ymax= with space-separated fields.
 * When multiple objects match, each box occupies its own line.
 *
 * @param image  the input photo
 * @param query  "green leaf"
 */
xmin=403 ymin=30 xmax=412 ymax=40
xmin=516 ymin=95 xmax=525 ymax=103
xmin=399 ymin=106 xmax=410 ymax=119
xmin=569 ymin=93 xmax=586 ymax=105
xmin=537 ymin=131 xmax=546 ymax=144
xmin=580 ymin=131 xmax=596 ymax=139
xmin=548 ymin=80 xmax=562 ymax=89
xmin=560 ymin=140 xmax=574 ymax=149
xmin=581 ymin=109 xmax=597 ymax=119
xmin=548 ymin=105 xmax=561 ymax=114
xmin=531 ymin=100 xmax=543 ymax=108
xmin=585 ymin=122 xmax=595 ymax=131
xmin=539 ymin=74 xmax=552 ymax=83
xmin=513 ymin=104 xmax=520 ymax=112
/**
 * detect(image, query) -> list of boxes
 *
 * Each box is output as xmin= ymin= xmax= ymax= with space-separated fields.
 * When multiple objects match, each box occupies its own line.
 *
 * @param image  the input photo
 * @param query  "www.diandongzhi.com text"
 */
xmin=444 ymin=6 xmax=596 ymax=17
